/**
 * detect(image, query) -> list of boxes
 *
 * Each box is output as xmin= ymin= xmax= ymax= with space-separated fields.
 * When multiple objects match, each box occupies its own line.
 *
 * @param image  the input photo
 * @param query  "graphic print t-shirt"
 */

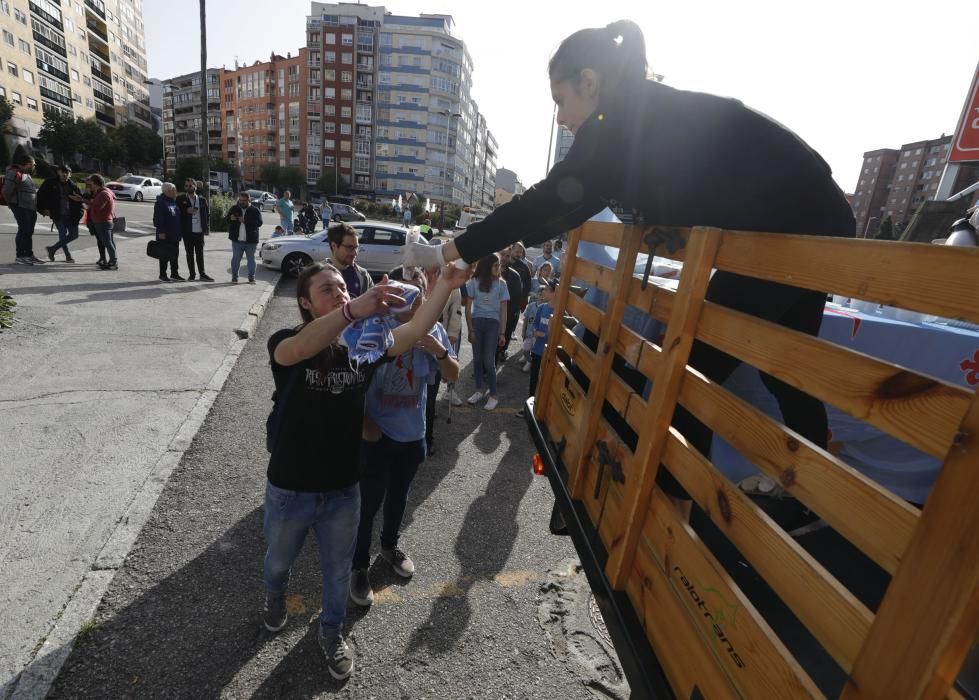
xmin=267 ymin=327 xmax=379 ymax=491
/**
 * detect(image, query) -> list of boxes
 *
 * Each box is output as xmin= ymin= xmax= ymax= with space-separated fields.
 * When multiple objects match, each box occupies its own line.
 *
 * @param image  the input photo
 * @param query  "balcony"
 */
xmin=29 ymin=1 xmax=63 ymax=31
xmin=85 ymin=0 xmax=106 ymax=20
xmin=92 ymin=86 xmax=114 ymax=104
xmin=40 ymin=86 xmax=73 ymax=107
xmin=88 ymin=37 xmax=110 ymax=63
xmin=36 ymin=58 xmax=69 ymax=83
xmin=356 ymin=78 xmax=373 ymax=90
xmin=86 ymin=19 xmax=108 ymax=43
xmin=95 ymin=106 xmax=116 ymax=126
xmin=32 ymin=30 xmax=67 ymax=57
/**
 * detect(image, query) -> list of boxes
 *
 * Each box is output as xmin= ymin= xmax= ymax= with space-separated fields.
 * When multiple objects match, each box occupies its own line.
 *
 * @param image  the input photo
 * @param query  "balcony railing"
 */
xmin=92 ymin=87 xmax=114 ymax=104
xmin=29 ymin=1 xmax=63 ymax=31
xmin=95 ymin=108 xmax=116 ymax=125
xmin=32 ymin=31 xmax=67 ymax=57
xmin=40 ymin=86 xmax=73 ymax=107
xmin=36 ymin=58 xmax=69 ymax=83
xmin=91 ymin=64 xmax=111 ymax=83
xmin=86 ymin=20 xmax=108 ymax=43
xmin=85 ymin=0 xmax=106 ymax=20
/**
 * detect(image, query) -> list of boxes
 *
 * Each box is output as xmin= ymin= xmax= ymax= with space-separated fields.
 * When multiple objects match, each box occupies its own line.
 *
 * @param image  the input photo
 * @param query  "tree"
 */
xmin=110 ymin=123 xmax=161 ymax=171
xmin=75 ymin=118 xmax=113 ymax=172
xmin=315 ymin=168 xmax=350 ymax=196
xmin=38 ymin=111 xmax=79 ymax=165
xmin=875 ymin=215 xmax=894 ymax=241
xmin=260 ymin=163 xmax=304 ymax=196
xmin=175 ymin=156 xmax=240 ymax=187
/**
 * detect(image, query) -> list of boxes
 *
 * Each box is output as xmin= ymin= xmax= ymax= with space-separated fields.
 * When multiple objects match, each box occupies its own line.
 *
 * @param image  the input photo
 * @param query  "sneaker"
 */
xmin=65 ymin=257 xmax=75 ymax=264
xmin=349 ymin=568 xmax=374 ymax=607
xmin=319 ymin=629 xmax=354 ymax=680
xmin=170 ymin=274 xmax=186 ymax=281
xmin=484 ymin=396 xmax=499 ymax=411
xmin=159 ymin=275 xmax=172 ymax=282
xmin=449 ymin=389 xmax=463 ymax=407
xmin=188 ymin=273 xmax=197 ymax=281
xmin=45 ymin=246 xmax=56 ymax=262
xmin=467 ymin=390 xmax=486 ymax=405
xmin=107 ymin=262 xmax=118 ymax=271
xmin=262 ymin=592 xmax=288 ymax=632
xmin=29 ymin=256 xmax=46 ymax=264
xmin=381 ymin=547 xmax=415 ymax=578
xmin=248 ymin=276 xmax=256 ymax=284
xmin=14 ymin=257 xmax=33 ymax=265
xmin=200 ymin=273 xmax=214 ymax=282
xmin=231 ymin=276 xmax=239 ymax=284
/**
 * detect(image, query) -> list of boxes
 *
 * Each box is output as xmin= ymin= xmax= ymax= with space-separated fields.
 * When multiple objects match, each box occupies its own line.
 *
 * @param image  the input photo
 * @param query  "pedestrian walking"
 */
xmin=402 ymin=206 xmax=412 ymax=228
xmin=349 ymin=266 xmax=459 ymax=608
xmin=275 ymin=190 xmax=295 ymax=234
xmin=403 ymin=20 xmax=855 ymax=519
xmin=261 ymin=258 xmax=468 ymax=680
xmin=4 ymin=147 xmax=41 ymax=265
xmin=327 ymin=223 xmax=373 ymax=297
xmin=227 ymin=191 xmax=262 ymax=283
xmin=153 ymin=182 xmax=182 ymax=281
xmin=464 ymin=253 xmax=509 ymax=410
xmin=86 ymin=174 xmax=118 ymax=271
xmin=320 ymin=200 xmax=333 ymax=223
xmin=38 ymin=165 xmax=84 ymax=263
xmin=175 ymin=178 xmax=212 ymax=281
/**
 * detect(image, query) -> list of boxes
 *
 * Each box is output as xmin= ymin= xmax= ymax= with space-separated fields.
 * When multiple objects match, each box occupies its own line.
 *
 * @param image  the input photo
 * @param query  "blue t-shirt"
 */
xmin=465 ymin=278 xmax=509 ymax=320
xmin=533 ymin=253 xmax=561 ymax=277
xmin=276 ymin=198 xmax=295 ymax=221
xmin=531 ymin=303 xmax=554 ymax=356
xmin=366 ymin=322 xmax=454 ymax=442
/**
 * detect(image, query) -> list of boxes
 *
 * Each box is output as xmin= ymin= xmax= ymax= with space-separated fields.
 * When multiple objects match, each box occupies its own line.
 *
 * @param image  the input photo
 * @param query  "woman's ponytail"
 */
xmin=549 ymin=20 xmax=648 ymax=100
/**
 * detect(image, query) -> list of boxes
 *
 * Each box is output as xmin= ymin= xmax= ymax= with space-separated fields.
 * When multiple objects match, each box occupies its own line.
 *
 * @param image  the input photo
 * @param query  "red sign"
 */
xmin=950 ymin=62 xmax=979 ymax=163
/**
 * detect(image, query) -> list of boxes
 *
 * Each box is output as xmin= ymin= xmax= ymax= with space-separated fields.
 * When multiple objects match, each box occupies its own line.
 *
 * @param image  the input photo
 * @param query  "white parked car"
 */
xmin=106 ymin=175 xmax=163 ymax=202
xmin=260 ymin=221 xmax=409 ymax=277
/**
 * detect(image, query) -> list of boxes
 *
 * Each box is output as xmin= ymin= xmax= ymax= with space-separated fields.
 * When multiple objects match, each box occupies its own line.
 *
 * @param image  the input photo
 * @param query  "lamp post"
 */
xmin=437 ymin=109 xmax=461 ymax=232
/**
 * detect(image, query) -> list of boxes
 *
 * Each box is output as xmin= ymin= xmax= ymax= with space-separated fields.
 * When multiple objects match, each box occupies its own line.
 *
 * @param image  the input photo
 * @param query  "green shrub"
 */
xmin=0 ymin=289 xmax=15 ymax=330
xmin=208 ymin=193 xmax=235 ymax=233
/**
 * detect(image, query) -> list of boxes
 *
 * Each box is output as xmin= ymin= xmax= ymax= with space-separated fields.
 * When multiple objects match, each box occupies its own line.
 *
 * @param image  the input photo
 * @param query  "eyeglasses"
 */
xmin=340 ymin=243 xmax=359 ymax=251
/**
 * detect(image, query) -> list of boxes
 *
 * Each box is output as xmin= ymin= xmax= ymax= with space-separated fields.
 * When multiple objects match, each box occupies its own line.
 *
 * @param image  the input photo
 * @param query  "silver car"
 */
xmin=246 ymin=190 xmax=277 ymax=211
xmin=260 ymin=221 xmax=409 ymax=277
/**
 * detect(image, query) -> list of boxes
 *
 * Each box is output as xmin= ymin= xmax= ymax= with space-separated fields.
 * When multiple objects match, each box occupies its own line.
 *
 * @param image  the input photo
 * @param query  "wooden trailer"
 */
xmin=524 ymin=221 xmax=979 ymax=699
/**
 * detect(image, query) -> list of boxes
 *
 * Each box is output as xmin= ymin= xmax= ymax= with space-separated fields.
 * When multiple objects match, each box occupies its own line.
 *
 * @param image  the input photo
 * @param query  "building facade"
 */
xmin=494 ymin=166 xmax=524 ymax=206
xmin=553 ymin=125 xmax=573 ymax=166
xmin=161 ymin=67 xmax=221 ymax=174
xmin=851 ymin=136 xmax=951 ymax=236
xmin=0 ymin=0 xmax=150 ymax=144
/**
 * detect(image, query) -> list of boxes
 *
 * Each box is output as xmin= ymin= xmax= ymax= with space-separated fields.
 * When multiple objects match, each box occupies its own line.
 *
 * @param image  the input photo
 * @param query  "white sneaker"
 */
xmin=449 ymin=389 xmax=463 ymax=406
xmin=467 ymin=390 xmax=486 ymax=405
xmin=484 ymin=397 xmax=499 ymax=411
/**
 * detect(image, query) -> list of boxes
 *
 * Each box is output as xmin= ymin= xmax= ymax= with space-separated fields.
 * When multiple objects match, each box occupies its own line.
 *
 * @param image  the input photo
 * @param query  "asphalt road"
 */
xmin=45 ymin=278 xmax=627 ymax=699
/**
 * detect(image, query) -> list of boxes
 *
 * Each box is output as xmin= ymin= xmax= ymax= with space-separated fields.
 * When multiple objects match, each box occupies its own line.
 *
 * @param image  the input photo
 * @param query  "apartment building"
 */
xmin=553 ymin=125 xmax=573 ymax=166
xmin=494 ymin=166 xmax=524 ymax=206
xmin=0 ymin=0 xmax=150 ymax=143
xmin=160 ymin=68 xmax=221 ymax=173
xmin=851 ymin=136 xmax=951 ymax=235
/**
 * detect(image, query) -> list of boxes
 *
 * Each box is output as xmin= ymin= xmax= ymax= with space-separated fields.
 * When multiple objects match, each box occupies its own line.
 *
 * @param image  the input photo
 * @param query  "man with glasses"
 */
xmin=327 ymin=223 xmax=373 ymax=298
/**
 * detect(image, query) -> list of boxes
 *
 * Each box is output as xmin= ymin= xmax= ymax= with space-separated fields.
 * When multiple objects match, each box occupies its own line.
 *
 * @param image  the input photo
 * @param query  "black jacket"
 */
xmin=36 ymin=178 xmax=84 ymax=224
xmin=175 ymin=192 xmax=210 ymax=236
xmin=454 ymin=80 xmax=855 ymax=263
xmin=227 ymin=203 xmax=263 ymax=244
xmin=501 ymin=265 xmax=524 ymax=318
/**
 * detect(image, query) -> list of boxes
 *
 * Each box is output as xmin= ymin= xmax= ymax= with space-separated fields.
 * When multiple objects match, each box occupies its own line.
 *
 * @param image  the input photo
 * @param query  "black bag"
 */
xmin=146 ymin=239 xmax=167 ymax=260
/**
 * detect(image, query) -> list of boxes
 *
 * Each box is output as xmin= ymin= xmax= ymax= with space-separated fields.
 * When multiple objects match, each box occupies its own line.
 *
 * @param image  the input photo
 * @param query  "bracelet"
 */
xmin=436 ymin=349 xmax=449 ymax=361
xmin=341 ymin=302 xmax=355 ymax=323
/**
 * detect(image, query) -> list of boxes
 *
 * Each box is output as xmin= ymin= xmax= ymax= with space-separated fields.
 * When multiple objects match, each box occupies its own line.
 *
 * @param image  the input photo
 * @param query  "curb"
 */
xmin=6 ymin=275 xmax=282 ymax=700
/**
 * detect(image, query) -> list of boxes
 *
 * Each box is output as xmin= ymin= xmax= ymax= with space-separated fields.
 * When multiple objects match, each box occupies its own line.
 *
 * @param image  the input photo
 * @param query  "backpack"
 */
xmin=0 ymin=170 xmax=20 ymax=207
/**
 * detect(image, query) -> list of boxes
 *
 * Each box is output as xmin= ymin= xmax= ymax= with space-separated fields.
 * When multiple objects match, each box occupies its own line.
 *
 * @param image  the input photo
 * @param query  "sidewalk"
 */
xmin=0 ymin=232 xmax=278 ymax=696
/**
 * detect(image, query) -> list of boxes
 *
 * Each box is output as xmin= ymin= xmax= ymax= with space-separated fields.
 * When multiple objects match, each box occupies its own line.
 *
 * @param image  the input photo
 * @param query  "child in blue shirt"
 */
xmin=350 ymin=266 xmax=459 ymax=607
xmin=517 ymin=279 xmax=555 ymax=417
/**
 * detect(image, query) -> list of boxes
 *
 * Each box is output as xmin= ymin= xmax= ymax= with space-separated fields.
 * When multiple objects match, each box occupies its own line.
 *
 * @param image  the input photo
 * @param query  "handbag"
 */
xmin=146 ymin=239 xmax=167 ymax=260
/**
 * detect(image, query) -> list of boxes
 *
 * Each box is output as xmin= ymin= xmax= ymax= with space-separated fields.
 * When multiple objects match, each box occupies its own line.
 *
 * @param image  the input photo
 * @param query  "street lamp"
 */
xmin=437 ymin=109 xmax=461 ymax=232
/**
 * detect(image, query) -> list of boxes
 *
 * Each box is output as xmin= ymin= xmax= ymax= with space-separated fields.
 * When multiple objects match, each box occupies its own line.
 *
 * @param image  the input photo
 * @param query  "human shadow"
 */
xmin=5 ymin=279 xmax=165 ymax=296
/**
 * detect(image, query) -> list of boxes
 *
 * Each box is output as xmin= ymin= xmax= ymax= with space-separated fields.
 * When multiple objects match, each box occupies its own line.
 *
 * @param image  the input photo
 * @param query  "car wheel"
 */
xmin=134 ymin=191 xmax=143 ymax=202
xmin=283 ymin=252 xmax=312 ymax=277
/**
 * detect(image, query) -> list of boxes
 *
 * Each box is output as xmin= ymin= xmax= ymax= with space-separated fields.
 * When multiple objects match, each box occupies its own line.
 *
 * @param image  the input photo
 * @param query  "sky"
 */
xmin=145 ymin=0 xmax=977 ymax=194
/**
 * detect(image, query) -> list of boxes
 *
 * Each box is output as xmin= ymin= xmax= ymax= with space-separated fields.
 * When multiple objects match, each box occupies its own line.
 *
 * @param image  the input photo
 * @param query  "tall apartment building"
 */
xmin=160 ymin=68 xmax=221 ymax=174
xmin=469 ymin=107 xmax=496 ymax=209
xmin=0 ymin=0 xmax=150 ymax=144
xmin=553 ymin=125 xmax=573 ymax=166
xmin=494 ymin=166 xmax=524 ymax=206
xmin=851 ymin=136 xmax=951 ymax=235
xmin=217 ymin=52 xmax=307 ymax=184
xmin=305 ymin=2 xmax=498 ymax=205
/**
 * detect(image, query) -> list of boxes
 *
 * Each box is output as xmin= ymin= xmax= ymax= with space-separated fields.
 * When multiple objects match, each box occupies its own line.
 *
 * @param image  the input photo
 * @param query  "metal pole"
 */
xmin=442 ymin=115 xmax=451 ymax=232
xmin=199 ymin=0 xmax=208 ymax=189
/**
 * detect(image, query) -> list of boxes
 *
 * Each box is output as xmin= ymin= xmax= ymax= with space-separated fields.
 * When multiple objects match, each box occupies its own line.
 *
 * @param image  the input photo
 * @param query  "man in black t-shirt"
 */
xmin=497 ymin=247 xmax=526 ymax=362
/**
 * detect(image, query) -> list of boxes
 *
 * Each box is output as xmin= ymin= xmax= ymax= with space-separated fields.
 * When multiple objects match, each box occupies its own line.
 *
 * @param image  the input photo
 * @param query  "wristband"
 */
xmin=341 ymin=302 xmax=355 ymax=323
xmin=436 ymin=349 xmax=449 ymax=361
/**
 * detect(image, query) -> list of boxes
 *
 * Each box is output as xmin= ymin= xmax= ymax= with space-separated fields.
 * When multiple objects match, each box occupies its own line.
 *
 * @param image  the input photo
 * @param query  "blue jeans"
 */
xmin=353 ymin=435 xmax=426 ymax=570
xmin=279 ymin=216 xmax=293 ymax=234
xmin=51 ymin=220 xmax=80 ymax=258
xmin=231 ymin=240 xmax=256 ymax=279
xmin=91 ymin=222 xmax=116 ymax=263
xmin=10 ymin=205 xmax=37 ymax=258
xmin=472 ymin=316 xmax=500 ymax=394
xmin=263 ymin=481 xmax=360 ymax=635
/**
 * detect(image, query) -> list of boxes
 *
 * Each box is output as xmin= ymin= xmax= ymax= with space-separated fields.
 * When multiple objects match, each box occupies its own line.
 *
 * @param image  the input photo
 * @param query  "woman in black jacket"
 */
xmin=405 ymin=21 xmax=855 ymax=517
xmin=38 ymin=165 xmax=85 ymax=263
xmin=227 ymin=191 xmax=264 ymax=283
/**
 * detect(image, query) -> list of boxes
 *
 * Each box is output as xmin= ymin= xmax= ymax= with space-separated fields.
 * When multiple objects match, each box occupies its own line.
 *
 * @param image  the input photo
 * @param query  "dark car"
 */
xmin=330 ymin=203 xmax=366 ymax=222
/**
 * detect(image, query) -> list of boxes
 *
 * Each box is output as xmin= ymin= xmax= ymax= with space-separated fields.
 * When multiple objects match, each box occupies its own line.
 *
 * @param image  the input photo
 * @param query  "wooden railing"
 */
xmin=533 ymin=221 xmax=979 ymax=699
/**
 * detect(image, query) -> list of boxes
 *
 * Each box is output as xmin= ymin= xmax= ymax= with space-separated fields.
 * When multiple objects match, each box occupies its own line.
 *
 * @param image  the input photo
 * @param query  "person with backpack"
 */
xmin=4 ymin=147 xmax=42 ymax=265
xmin=262 ymin=258 xmax=468 ymax=680
xmin=349 ymin=265 xmax=459 ymax=608
xmin=38 ymin=165 xmax=85 ymax=263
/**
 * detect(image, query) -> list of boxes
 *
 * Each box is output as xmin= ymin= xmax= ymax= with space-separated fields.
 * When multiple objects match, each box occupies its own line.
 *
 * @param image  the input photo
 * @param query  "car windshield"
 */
xmin=118 ymin=176 xmax=144 ymax=185
xmin=246 ymin=190 xmax=263 ymax=197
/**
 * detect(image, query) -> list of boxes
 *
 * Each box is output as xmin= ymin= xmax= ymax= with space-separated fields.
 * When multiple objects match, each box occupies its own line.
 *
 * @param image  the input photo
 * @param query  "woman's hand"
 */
xmin=498 ymin=333 xmax=506 ymax=348
xmin=347 ymin=275 xmax=406 ymax=319
xmin=467 ymin=327 xmax=475 ymax=344
xmin=438 ymin=261 xmax=472 ymax=289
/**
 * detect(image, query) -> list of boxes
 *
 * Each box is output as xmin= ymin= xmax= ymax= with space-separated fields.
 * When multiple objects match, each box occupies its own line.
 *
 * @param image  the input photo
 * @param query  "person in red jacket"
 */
xmin=85 ymin=174 xmax=118 ymax=270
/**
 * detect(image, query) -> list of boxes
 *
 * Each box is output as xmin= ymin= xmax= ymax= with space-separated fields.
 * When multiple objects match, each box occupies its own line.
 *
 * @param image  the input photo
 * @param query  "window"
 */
xmin=18 ymin=38 xmax=29 ymax=54
xmin=341 ymin=34 xmax=353 ymax=46
xmin=341 ymin=105 xmax=351 ymax=118
xmin=307 ymin=152 xmax=321 ymax=165
xmin=341 ymin=88 xmax=352 ymax=100
xmin=325 ymin=69 xmax=336 ymax=81
xmin=23 ymin=69 xmax=33 ymax=84
xmin=341 ymin=140 xmax=351 ymax=152
xmin=0 ymin=1 xmax=8 ymax=15
xmin=11 ymin=91 xmax=21 ymax=105
xmin=341 ymin=71 xmax=352 ymax=82
xmin=325 ymin=122 xmax=336 ymax=133
xmin=325 ymin=155 xmax=336 ymax=167
xmin=341 ymin=157 xmax=351 ymax=168
xmin=325 ymin=51 xmax=336 ymax=64
xmin=340 ymin=123 xmax=351 ymax=135
xmin=26 ymin=97 xmax=37 ymax=110
xmin=2 ymin=30 xmax=12 ymax=46
xmin=71 ymin=68 xmax=79 ymax=81
xmin=325 ymin=87 xmax=336 ymax=99
xmin=341 ymin=53 xmax=352 ymax=65
xmin=14 ymin=7 xmax=25 ymax=23
xmin=325 ymin=33 xmax=335 ymax=44
xmin=325 ymin=139 xmax=335 ymax=150
xmin=8 ymin=61 xmax=17 ymax=77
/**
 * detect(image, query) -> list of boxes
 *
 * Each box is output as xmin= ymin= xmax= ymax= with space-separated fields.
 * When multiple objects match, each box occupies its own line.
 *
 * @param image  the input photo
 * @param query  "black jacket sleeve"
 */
xmin=453 ymin=119 xmax=608 ymax=263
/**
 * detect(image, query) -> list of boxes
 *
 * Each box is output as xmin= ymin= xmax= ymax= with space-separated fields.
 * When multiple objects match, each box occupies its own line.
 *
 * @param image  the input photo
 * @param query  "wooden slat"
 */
xmin=627 ymin=273 xmax=676 ymax=323
xmin=662 ymin=428 xmax=874 ymax=671
xmin=567 ymin=230 xmax=645 ymax=500
xmin=713 ymin=231 xmax=979 ymax=325
xmin=565 ymin=294 xmax=602 ymax=338
xmin=642 ymin=488 xmax=823 ymax=698
xmin=579 ymin=220 xmax=630 ymax=248
xmin=570 ymin=257 xmax=619 ymax=289
xmin=541 ymin=360 xmax=586 ymax=482
xmin=677 ymin=364 xmax=918 ymax=575
xmin=843 ymin=395 xmax=979 ymax=700
xmin=627 ymin=537 xmax=740 ymax=699
xmin=606 ymin=227 xmax=722 ymax=589
xmin=696 ymin=301 xmax=972 ymax=460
